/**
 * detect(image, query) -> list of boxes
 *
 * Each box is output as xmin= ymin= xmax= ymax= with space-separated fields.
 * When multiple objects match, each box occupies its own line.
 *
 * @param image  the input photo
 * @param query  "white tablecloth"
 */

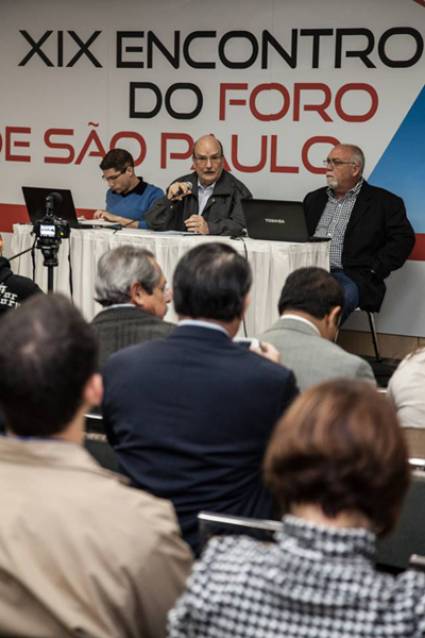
xmin=11 ymin=225 xmax=329 ymax=336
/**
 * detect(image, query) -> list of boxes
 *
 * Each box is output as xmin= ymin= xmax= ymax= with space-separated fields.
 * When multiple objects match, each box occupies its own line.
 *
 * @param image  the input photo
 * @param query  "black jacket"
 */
xmin=303 ymin=181 xmax=415 ymax=311
xmin=145 ymin=170 xmax=252 ymax=236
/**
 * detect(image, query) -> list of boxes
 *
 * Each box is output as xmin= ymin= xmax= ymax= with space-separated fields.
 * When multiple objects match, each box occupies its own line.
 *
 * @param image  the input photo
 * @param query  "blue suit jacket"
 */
xmin=102 ymin=325 xmax=298 ymax=553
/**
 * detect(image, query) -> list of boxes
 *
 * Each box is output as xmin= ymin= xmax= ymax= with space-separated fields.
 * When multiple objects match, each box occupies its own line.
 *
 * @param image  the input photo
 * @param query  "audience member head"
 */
xmin=264 ymin=379 xmax=409 ymax=536
xmin=99 ymin=148 xmax=137 ymax=194
xmin=324 ymin=143 xmax=364 ymax=195
xmin=192 ymin=134 xmax=224 ymax=186
xmin=0 ymin=293 xmax=101 ymax=439
xmin=278 ymin=267 xmax=344 ymax=340
xmin=173 ymin=242 xmax=252 ymax=334
xmin=95 ymin=245 xmax=171 ymax=318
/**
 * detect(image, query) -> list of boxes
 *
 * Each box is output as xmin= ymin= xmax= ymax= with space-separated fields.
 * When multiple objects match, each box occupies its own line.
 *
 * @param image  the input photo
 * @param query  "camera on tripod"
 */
xmin=33 ymin=214 xmax=70 ymax=242
xmin=32 ymin=192 xmax=71 ymax=287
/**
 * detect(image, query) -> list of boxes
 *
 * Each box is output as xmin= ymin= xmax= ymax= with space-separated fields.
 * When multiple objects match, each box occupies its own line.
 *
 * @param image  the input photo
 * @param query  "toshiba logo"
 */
xmin=264 ymin=218 xmax=286 ymax=224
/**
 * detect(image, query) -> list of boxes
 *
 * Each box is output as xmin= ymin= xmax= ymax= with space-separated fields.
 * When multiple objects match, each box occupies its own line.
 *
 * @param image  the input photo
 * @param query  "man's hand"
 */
xmin=184 ymin=215 xmax=209 ymax=235
xmin=0 ymin=233 xmax=3 ymax=256
xmin=167 ymin=181 xmax=192 ymax=201
xmin=93 ymin=209 xmax=120 ymax=222
xmin=251 ymin=341 xmax=281 ymax=364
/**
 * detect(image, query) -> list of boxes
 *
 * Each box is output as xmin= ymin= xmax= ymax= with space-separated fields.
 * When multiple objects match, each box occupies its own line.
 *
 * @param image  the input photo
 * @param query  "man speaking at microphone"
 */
xmin=145 ymin=135 xmax=252 ymax=236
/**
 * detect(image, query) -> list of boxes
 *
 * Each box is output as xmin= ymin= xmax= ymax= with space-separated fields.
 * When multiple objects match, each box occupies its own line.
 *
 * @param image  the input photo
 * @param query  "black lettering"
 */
xmin=183 ymin=31 xmax=216 ymax=69
xmin=335 ymin=28 xmax=375 ymax=68
xmin=129 ymin=82 xmax=162 ymax=118
xmin=165 ymin=83 xmax=203 ymax=119
xmin=219 ymin=31 xmax=258 ymax=69
xmin=378 ymin=27 xmax=423 ymax=68
xmin=147 ymin=31 xmax=180 ymax=69
xmin=261 ymin=29 xmax=297 ymax=69
xmin=18 ymin=30 xmax=54 ymax=66
xmin=117 ymin=31 xmax=144 ymax=68
xmin=66 ymin=31 xmax=102 ymax=67
xmin=300 ymin=29 xmax=334 ymax=68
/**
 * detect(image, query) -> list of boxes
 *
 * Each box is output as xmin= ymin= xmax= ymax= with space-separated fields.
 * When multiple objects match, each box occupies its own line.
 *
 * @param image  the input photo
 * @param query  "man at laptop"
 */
xmin=145 ymin=135 xmax=251 ymax=236
xmin=94 ymin=148 xmax=163 ymax=229
xmin=304 ymin=143 xmax=415 ymax=321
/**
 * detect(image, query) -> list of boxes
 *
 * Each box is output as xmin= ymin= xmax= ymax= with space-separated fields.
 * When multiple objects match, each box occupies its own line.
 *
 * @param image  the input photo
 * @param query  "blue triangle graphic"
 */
xmin=369 ymin=85 xmax=425 ymax=233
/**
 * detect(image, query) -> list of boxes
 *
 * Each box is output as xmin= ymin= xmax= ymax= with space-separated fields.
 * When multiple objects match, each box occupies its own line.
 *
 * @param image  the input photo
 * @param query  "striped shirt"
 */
xmin=314 ymin=179 xmax=363 ymax=268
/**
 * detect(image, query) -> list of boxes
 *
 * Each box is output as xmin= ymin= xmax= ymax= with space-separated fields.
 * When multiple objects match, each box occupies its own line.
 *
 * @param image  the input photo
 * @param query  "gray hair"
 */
xmin=95 ymin=245 xmax=161 ymax=306
xmin=341 ymin=144 xmax=365 ymax=174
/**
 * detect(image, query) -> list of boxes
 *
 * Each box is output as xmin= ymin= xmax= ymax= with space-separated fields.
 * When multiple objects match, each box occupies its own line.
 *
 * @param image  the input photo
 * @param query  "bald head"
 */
xmin=192 ymin=135 xmax=224 ymax=186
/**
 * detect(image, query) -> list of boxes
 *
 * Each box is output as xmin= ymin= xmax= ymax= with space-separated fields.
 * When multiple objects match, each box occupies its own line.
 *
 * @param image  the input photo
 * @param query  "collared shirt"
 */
xmin=279 ymin=313 xmax=321 ymax=337
xmin=197 ymin=181 xmax=215 ymax=215
xmin=169 ymin=514 xmax=425 ymax=637
xmin=314 ymin=178 xmax=363 ymax=269
xmin=178 ymin=318 xmax=229 ymax=337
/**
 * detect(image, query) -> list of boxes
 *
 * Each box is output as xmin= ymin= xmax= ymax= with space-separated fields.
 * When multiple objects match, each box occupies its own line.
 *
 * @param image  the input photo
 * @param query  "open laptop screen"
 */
xmin=22 ymin=187 xmax=80 ymax=227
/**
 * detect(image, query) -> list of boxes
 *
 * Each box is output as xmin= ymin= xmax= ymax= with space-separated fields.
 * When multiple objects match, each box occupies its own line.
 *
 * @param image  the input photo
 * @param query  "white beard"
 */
xmin=326 ymin=175 xmax=338 ymax=189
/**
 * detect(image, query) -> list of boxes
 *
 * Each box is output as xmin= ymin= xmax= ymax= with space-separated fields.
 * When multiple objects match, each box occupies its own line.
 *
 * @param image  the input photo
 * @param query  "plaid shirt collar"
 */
xmin=327 ymin=177 xmax=364 ymax=203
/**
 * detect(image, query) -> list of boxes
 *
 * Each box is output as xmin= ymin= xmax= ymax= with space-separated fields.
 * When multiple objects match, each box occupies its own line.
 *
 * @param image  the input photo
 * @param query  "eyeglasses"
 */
xmin=323 ymin=159 xmax=356 ymax=168
xmin=193 ymin=155 xmax=223 ymax=165
xmin=102 ymin=169 xmax=125 ymax=183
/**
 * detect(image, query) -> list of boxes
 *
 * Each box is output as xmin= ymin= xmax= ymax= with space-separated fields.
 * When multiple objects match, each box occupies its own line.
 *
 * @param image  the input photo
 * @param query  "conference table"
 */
xmin=11 ymin=224 xmax=329 ymax=336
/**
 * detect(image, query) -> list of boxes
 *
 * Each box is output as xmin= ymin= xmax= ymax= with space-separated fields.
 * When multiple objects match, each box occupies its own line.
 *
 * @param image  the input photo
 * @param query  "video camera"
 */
xmin=32 ymin=192 xmax=70 ymax=278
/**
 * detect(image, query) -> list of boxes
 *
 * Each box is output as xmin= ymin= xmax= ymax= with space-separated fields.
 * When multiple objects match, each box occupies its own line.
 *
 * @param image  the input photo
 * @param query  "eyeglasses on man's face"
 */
xmin=102 ymin=169 xmax=126 ymax=183
xmin=323 ymin=158 xmax=357 ymax=169
xmin=193 ymin=155 xmax=223 ymax=165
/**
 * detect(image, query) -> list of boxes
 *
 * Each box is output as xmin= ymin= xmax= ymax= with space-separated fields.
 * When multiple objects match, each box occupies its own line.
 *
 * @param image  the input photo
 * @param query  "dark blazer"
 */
xmin=91 ymin=306 xmax=175 ymax=368
xmin=102 ymin=325 xmax=298 ymax=553
xmin=145 ymin=170 xmax=252 ymax=236
xmin=303 ymin=181 xmax=415 ymax=311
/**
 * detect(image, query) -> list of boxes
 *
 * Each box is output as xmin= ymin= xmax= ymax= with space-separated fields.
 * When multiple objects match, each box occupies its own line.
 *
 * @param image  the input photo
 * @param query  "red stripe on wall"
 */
xmin=0 ymin=203 xmax=94 ymax=233
xmin=410 ymin=233 xmax=425 ymax=261
xmin=0 ymin=201 xmax=424 ymax=260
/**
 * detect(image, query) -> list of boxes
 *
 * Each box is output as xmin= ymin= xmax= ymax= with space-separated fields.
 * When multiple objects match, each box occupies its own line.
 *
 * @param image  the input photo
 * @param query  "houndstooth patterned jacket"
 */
xmin=168 ymin=515 xmax=425 ymax=637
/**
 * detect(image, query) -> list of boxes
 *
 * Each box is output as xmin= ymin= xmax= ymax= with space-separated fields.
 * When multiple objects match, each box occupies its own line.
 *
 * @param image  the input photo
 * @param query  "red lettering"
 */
xmin=293 ymin=83 xmax=333 ymax=122
xmin=302 ymin=135 xmax=340 ymax=173
xmin=160 ymin=132 xmax=193 ymax=169
xmin=219 ymin=83 xmax=248 ymax=120
xmin=231 ymin=134 xmax=267 ymax=172
xmin=44 ymin=128 xmax=75 ymax=164
xmin=109 ymin=131 xmax=147 ymax=166
xmin=335 ymin=83 xmax=378 ymax=122
xmin=5 ymin=127 xmax=31 ymax=162
xmin=75 ymin=129 xmax=106 ymax=165
xmin=249 ymin=83 xmax=290 ymax=122
xmin=270 ymin=135 xmax=299 ymax=173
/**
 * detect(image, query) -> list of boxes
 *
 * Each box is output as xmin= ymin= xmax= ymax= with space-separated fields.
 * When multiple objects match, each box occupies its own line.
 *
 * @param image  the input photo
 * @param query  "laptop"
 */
xmin=242 ymin=198 xmax=330 ymax=243
xmin=22 ymin=186 xmax=120 ymax=230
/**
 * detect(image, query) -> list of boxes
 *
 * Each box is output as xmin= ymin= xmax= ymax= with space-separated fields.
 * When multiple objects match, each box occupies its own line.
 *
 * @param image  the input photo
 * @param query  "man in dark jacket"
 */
xmin=0 ymin=234 xmax=42 ymax=317
xmin=303 ymin=144 xmax=415 ymax=318
xmin=102 ymin=243 xmax=298 ymax=554
xmin=145 ymin=135 xmax=251 ymax=236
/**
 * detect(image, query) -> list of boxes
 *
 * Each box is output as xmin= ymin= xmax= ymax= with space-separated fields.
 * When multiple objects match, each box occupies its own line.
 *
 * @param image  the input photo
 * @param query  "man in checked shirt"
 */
xmin=303 ymin=143 xmax=415 ymax=321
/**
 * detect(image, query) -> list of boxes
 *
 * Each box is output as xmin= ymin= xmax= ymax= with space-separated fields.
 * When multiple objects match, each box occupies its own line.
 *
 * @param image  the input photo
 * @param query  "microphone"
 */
xmin=46 ymin=191 xmax=63 ymax=214
xmin=113 ymin=217 xmax=136 ymax=234
xmin=169 ymin=181 xmax=192 ymax=201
